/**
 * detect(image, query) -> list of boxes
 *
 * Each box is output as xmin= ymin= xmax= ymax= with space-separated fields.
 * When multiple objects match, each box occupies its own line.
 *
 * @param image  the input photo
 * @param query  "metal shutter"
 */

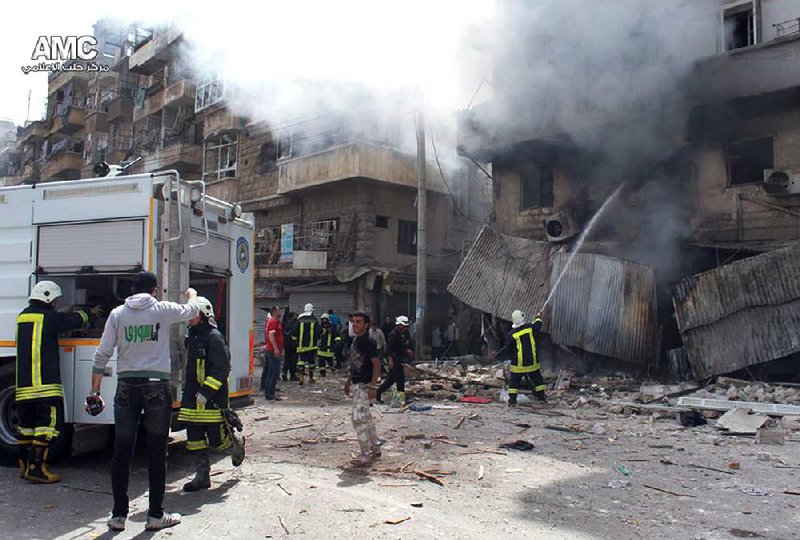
xmin=289 ymin=290 xmax=355 ymax=318
xmin=38 ymin=220 xmax=144 ymax=272
xmin=190 ymin=231 xmax=231 ymax=272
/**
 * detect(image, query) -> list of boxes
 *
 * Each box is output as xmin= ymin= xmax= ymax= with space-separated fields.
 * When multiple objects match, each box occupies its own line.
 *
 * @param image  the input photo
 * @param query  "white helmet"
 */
xmin=511 ymin=309 xmax=526 ymax=328
xmin=195 ymin=296 xmax=215 ymax=319
xmin=395 ymin=315 xmax=409 ymax=326
xmin=304 ymin=303 xmax=314 ymax=314
xmin=320 ymin=313 xmax=330 ymax=320
xmin=30 ymin=281 xmax=62 ymax=304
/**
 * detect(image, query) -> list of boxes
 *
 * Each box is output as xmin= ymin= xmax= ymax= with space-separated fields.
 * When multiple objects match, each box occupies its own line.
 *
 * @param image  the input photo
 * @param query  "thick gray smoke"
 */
xmin=491 ymin=0 xmax=721 ymax=282
xmin=494 ymin=0 xmax=718 ymax=174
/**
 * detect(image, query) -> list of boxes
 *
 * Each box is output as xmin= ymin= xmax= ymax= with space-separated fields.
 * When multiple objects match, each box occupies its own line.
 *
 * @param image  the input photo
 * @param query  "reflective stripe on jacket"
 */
xmin=506 ymin=317 xmax=543 ymax=374
xmin=16 ymin=303 xmax=89 ymax=401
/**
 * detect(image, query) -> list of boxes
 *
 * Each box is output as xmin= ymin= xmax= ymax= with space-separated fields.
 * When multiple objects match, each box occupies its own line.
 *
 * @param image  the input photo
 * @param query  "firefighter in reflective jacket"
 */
xmin=317 ymin=314 xmax=342 ymax=377
xmin=178 ymin=297 xmax=245 ymax=492
xmin=293 ymin=303 xmax=319 ymax=385
xmin=501 ymin=309 xmax=547 ymax=405
xmin=15 ymin=281 xmax=97 ymax=483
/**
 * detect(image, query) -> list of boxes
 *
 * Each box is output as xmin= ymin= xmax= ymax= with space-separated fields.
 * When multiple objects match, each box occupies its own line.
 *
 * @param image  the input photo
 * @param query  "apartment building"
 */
xmin=453 ymin=0 xmax=800 ymax=377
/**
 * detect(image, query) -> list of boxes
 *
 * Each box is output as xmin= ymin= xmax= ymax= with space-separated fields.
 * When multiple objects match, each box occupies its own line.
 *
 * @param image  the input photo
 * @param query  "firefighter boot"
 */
xmin=182 ymin=450 xmax=211 ymax=492
xmin=507 ymin=393 xmax=518 ymax=407
xmin=319 ymin=367 xmax=326 ymax=378
xmin=298 ymin=367 xmax=305 ymax=386
xmin=26 ymin=443 xmax=60 ymax=484
xmin=18 ymin=441 xmax=31 ymax=478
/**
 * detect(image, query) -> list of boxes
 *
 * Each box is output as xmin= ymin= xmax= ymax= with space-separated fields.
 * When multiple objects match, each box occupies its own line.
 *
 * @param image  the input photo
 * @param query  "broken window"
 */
xmin=376 ymin=215 xmax=389 ymax=229
xmin=727 ymin=137 xmax=774 ymax=186
xmin=195 ymin=77 xmax=225 ymax=112
xmin=259 ymin=141 xmax=277 ymax=174
xmin=397 ymin=219 xmax=417 ymax=256
xmin=519 ymin=165 xmax=554 ymax=210
xmin=724 ymin=4 xmax=755 ymax=51
xmin=202 ymin=133 xmax=238 ymax=182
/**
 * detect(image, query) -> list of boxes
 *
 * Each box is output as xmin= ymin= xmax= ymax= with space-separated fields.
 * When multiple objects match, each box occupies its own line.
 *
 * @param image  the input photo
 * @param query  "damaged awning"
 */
xmin=448 ymin=226 xmax=659 ymax=365
xmin=446 ymin=226 xmax=554 ymax=319
xmin=673 ymin=244 xmax=800 ymax=379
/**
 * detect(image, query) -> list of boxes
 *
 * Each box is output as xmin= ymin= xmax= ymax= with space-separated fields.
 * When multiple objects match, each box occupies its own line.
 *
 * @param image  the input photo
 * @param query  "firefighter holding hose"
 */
xmin=498 ymin=309 xmax=547 ymax=406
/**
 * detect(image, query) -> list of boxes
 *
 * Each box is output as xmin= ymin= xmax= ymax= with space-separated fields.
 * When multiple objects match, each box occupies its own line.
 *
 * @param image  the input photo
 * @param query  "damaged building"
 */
xmin=2 ymin=21 xmax=490 ymax=346
xmin=453 ymin=0 xmax=800 ymax=380
xmin=237 ymin=105 xmax=487 ymax=341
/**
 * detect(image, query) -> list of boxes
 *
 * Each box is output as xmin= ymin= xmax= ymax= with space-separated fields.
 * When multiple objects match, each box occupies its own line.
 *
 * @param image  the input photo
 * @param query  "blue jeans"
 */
xmin=263 ymin=351 xmax=281 ymax=399
xmin=111 ymin=379 xmax=172 ymax=518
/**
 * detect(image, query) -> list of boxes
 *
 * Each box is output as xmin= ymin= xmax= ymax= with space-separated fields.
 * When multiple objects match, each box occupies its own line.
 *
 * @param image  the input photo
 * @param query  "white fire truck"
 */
xmin=0 ymin=170 xmax=255 ymax=458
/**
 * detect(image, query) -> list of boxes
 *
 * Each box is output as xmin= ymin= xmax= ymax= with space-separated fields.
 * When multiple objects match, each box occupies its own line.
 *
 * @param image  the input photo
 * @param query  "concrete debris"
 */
xmin=715 ymin=408 xmax=769 ymax=435
xmin=640 ymin=383 xmax=699 ymax=403
xmin=693 ymin=380 xmax=800 ymax=406
xmin=414 ymin=362 xmax=505 ymax=389
xmin=756 ymin=428 xmax=786 ymax=445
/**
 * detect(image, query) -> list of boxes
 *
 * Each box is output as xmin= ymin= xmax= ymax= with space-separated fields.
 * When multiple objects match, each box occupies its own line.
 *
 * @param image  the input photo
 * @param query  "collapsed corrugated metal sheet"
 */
xmin=548 ymin=253 xmax=659 ymax=364
xmin=446 ymin=225 xmax=554 ymax=320
xmin=673 ymin=244 xmax=800 ymax=379
xmin=448 ymin=226 xmax=659 ymax=364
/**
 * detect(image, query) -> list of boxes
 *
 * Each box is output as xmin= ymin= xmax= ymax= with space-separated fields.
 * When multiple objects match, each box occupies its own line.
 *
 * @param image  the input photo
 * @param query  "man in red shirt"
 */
xmin=262 ymin=306 xmax=284 ymax=400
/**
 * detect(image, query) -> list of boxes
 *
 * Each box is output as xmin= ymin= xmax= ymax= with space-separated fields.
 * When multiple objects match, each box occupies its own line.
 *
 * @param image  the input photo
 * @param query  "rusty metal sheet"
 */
xmin=446 ymin=225 xmax=554 ymax=321
xmin=673 ymin=244 xmax=800 ymax=379
xmin=549 ymin=252 xmax=658 ymax=364
xmin=448 ymin=226 xmax=659 ymax=364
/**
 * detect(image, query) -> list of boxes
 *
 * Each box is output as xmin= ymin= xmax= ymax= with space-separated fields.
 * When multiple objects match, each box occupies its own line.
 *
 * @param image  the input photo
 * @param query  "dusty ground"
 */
xmin=1 ymin=367 xmax=799 ymax=539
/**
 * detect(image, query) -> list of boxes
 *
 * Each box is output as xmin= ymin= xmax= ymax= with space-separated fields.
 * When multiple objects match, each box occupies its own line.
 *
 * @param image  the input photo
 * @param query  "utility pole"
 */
xmin=415 ymin=95 xmax=427 ymax=360
xmin=25 ymin=90 xmax=31 ymax=125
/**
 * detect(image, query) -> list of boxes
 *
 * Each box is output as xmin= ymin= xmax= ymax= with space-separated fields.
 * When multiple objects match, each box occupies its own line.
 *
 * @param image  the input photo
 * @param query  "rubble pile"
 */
xmin=692 ymin=380 xmax=800 ymax=405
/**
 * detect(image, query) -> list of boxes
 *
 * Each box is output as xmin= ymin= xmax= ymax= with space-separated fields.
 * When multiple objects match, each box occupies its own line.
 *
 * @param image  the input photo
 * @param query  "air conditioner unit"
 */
xmin=544 ymin=210 xmax=580 ymax=243
xmin=762 ymin=169 xmax=800 ymax=197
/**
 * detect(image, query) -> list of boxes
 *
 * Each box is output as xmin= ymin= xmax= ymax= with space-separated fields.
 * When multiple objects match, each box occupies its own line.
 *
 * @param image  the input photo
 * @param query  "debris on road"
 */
xmin=715 ymin=408 xmax=769 ymax=435
xmin=740 ymin=487 xmax=769 ymax=497
xmin=415 ymin=470 xmax=445 ymax=486
xmin=644 ymin=484 xmax=697 ymax=498
xmin=498 ymin=440 xmax=534 ymax=451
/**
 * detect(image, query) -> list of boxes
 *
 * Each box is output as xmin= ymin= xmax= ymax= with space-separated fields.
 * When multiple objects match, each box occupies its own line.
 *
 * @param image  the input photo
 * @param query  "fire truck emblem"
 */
xmin=236 ymin=237 xmax=249 ymax=273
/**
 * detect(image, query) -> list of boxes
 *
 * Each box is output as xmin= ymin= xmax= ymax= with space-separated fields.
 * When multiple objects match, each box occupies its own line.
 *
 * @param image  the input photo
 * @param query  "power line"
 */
xmin=429 ymin=130 xmax=493 ymax=225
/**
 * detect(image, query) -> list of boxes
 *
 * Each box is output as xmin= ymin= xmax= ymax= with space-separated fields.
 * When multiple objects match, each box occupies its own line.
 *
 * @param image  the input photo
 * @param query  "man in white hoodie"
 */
xmin=89 ymin=271 xmax=199 ymax=532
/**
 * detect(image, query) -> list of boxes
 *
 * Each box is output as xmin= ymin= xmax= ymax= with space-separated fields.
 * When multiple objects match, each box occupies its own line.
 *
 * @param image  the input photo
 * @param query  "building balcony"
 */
xmin=19 ymin=121 xmax=45 ymax=144
xmin=277 ymin=142 xmax=446 ymax=195
xmin=163 ymin=79 xmax=196 ymax=110
xmin=84 ymin=110 xmax=108 ymax=134
xmin=136 ymin=142 xmax=202 ymax=174
xmin=42 ymin=151 xmax=83 ymax=180
xmin=690 ymin=33 xmax=800 ymax=107
xmin=202 ymin=108 xmax=244 ymax=136
xmin=108 ymin=96 xmax=134 ymax=124
xmin=128 ymin=27 xmax=182 ymax=75
xmin=133 ymin=89 xmax=164 ymax=123
xmin=50 ymin=107 xmax=86 ymax=136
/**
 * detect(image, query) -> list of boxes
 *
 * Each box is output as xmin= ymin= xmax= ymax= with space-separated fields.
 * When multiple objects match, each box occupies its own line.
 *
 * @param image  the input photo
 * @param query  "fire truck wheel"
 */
xmin=0 ymin=382 xmax=18 ymax=465
xmin=0 ymin=382 xmax=73 ymax=463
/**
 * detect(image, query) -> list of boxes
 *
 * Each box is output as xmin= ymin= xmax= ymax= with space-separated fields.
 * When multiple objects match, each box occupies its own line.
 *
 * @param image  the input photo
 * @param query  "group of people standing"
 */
xmin=260 ymin=305 xmax=416 ymax=466
xmin=15 ymin=271 xmax=245 ymax=533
